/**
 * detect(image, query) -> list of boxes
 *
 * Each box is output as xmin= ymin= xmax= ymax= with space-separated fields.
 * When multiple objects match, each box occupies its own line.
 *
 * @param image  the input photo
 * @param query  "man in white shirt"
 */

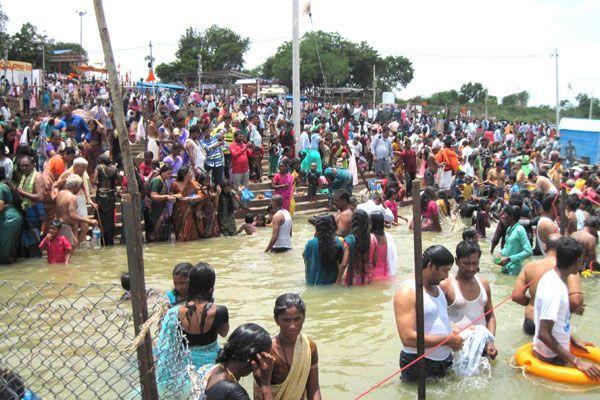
xmin=533 ymin=237 xmax=600 ymax=379
xmin=299 ymin=125 xmax=311 ymax=152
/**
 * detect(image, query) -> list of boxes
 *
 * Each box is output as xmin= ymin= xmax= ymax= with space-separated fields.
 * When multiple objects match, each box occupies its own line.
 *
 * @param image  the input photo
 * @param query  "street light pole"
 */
xmin=76 ymin=11 xmax=87 ymax=59
xmin=554 ymin=48 xmax=559 ymax=126
xmin=292 ymin=0 xmax=301 ymax=156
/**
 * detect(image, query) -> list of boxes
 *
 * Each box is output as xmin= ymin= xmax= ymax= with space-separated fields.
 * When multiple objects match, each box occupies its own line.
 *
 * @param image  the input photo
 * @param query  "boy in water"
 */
xmin=307 ymin=162 xmax=320 ymax=204
xmin=462 ymin=227 xmax=479 ymax=243
xmin=38 ymin=220 xmax=72 ymax=264
xmin=237 ymin=214 xmax=258 ymax=235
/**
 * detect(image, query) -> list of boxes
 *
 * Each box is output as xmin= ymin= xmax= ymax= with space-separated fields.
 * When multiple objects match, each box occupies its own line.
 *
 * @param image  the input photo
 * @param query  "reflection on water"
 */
xmin=1 ymin=213 xmax=599 ymax=399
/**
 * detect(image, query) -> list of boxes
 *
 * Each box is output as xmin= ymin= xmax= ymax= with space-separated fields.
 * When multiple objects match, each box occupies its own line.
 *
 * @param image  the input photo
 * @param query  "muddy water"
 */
xmin=1 ymin=212 xmax=598 ymax=399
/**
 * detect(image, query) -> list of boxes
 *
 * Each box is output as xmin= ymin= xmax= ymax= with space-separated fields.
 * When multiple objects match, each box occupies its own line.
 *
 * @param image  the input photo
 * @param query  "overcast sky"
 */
xmin=3 ymin=0 xmax=599 ymax=106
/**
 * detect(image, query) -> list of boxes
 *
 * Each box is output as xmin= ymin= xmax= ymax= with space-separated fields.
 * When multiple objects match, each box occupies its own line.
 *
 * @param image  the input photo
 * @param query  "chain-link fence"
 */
xmin=0 ymin=281 xmax=196 ymax=399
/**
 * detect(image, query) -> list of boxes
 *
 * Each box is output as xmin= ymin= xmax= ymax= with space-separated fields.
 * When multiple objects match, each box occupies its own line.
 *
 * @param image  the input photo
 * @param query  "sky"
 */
xmin=3 ymin=0 xmax=600 ymax=106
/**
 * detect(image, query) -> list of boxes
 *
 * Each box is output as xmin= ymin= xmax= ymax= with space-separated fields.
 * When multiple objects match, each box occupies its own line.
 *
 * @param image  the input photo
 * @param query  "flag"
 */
xmin=303 ymin=1 xmax=311 ymax=16
xmin=147 ymin=68 xmax=156 ymax=82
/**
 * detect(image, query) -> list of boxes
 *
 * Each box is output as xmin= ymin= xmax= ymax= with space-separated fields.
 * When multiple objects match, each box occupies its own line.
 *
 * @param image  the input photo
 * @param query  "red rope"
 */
xmin=353 ymin=273 xmax=544 ymax=400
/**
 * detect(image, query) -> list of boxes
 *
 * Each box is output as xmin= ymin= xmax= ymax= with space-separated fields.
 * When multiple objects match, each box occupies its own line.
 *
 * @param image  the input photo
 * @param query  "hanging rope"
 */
xmin=353 ymin=270 xmax=546 ymax=400
xmin=306 ymin=5 xmax=327 ymax=88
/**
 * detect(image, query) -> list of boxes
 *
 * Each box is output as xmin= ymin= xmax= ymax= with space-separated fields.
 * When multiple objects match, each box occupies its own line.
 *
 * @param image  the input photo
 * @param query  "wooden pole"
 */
xmin=559 ymin=186 xmax=568 ymax=235
xmin=92 ymin=2 xmax=158 ymax=399
xmin=412 ymin=180 xmax=426 ymax=399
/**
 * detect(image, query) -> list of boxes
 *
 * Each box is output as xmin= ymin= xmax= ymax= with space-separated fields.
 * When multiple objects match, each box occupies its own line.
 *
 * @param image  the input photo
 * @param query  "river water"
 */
xmin=1 ymin=211 xmax=598 ymax=399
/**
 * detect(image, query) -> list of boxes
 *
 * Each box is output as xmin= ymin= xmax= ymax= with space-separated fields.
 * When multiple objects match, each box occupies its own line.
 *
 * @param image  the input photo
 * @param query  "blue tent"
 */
xmin=134 ymin=81 xmax=187 ymax=91
xmin=558 ymin=118 xmax=600 ymax=164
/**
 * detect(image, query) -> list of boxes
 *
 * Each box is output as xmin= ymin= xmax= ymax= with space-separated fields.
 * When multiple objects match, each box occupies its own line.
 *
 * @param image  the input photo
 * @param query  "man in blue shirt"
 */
xmin=200 ymin=125 xmax=224 ymax=185
xmin=61 ymin=105 xmax=90 ymax=143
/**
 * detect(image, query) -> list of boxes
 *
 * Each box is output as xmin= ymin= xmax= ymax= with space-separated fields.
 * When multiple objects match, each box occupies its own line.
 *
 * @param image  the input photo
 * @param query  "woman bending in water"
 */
xmin=370 ymin=212 xmax=397 ymax=280
xmin=255 ymin=293 xmax=322 ymax=400
xmin=197 ymin=323 xmax=275 ymax=400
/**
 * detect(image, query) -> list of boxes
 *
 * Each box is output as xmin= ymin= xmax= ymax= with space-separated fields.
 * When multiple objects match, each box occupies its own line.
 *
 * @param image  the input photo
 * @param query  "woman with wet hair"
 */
xmin=156 ymin=262 xmax=230 ymax=394
xmin=146 ymin=163 xmax=177 ymax=242
xmin=370 ymin=212 xmax=398 ymax=280
xmin=255 ymin=293 xmax=321 ymax=400
xmin=198 ymin=323 xmax=274 ymax=400
xmin=170 ymin=165 xmax=204 ymax=241
xmin=338 ymin=209 xmax=376 ymax=286
xmin=303 ymin=214 xmax=344 ymax=285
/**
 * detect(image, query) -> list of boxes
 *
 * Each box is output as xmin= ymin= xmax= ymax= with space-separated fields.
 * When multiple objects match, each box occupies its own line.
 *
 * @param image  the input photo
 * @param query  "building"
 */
xmin=558 ymin=118 xmax=600 ymax=164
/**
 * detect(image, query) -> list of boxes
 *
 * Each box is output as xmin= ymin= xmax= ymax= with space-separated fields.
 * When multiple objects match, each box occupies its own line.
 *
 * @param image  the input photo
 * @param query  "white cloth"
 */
xmin=440 ymin=170 xmax=453 ymax=190
xmin=452 ymin=325 xmax=494 ymax=377
xmin=533 ymin=269 xmax=570 ymax=358
xmin=384 ymin=232 xmax=397 ymax=276
xmin=273 ymin=209 xmax=293 ymax=250
xmin=403 ymin=281 xmax=452 ymax=361
xmin=356 ymin=200 xmax=394 ymax=223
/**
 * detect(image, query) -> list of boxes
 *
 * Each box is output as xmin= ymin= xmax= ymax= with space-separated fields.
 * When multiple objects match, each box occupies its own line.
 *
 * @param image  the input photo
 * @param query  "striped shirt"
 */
xmin=200 ymin=136 xmax=224 ymax=167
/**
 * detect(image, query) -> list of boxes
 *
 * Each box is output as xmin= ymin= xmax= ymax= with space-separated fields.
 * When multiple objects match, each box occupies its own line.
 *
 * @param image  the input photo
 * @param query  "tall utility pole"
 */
xmin=76 ymin=11 xmax=87 ymax=59
xmin=92 ymin=1 xmax=158 ymax=399
xmin=372 ymin=64 xmax=376 ymax=105
xmin=41 ymin=43 xmax=45 ymax=71
xmin=144 ymin=41 xmax=155 ymax=100
xmin=292 ymin=0 xmax=301 ymax=155
xmin=590 ymin=93 xmax=594 ymax=119
xmin=554 ymin=48 xmax=560 ymax=126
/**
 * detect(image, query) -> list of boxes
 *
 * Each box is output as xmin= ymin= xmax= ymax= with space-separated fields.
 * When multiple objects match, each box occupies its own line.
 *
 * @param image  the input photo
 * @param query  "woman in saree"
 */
xmin=94 ymin=155 xmax=119 ymax=246
xmin=156 ymin=263 xmax=230 ymax=397
xmin=369 ymin=212 xmax=397 ymax=280
xmin=254 ymin=293 xmax=322 ymax=400
xmin=170 ymin=165 xmax=204 ymax=242
xmin=338 ymin=209 xmax=376 ymax=286
xmin=198 ymin=172 xmax=220 ymax=238
xmin=85 ymin=119 xmax=104 ymax=180
xmin=272 ymin=162 xmax=293 ymax=212
xmin=408 ymin=187 xmax=442 ymax=232
xmin=146 ymin=164 xmax=177 ymax=242
xmin=303 ymin=214 xmax=343 ymax=285
xmin=0 ymin=166 xmax=23 ymax=263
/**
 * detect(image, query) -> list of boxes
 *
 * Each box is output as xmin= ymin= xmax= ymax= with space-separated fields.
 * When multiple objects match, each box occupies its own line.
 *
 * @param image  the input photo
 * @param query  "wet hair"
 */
xmin=186 ymin=262 xmax=215 ymax=302
xmin=244 ymin=213 xmax=254 ymax=224
xmin=541 ymin=194 xmax=554 ymax=213
xmin=49 ymin=220 xmax=62 ymax=230
xmin=120 ymin=273 xmax=130 ymax=292
xmin=462 ymin=227 xmax=478 ymax=241
xmin=370 ymin=212 xmax=385 ymax=237
xmin=584 ymin=216 xmax=600 ymax=229
xmin=334 ymin=189 xmax=351 ymax=203
xmin=64 ymin=146 xmax=76 ymax=156
xmin=546 ymin=234 xmax=561 ymax=251
xmin=215 ymin=323 xmax=271 ymax=364
xmin=274 ymin=293 xmax=306 ymax=319
xmin=566 ymin=194 xmax=580 ymax=211
xmin=0 ymin=368 xmax=25 ymax=399
xmin=176 ymin=165 xmax=191 ymax=181
xmin=456 ymin=240 xmax=481 ymax=259
xmin=313 ymin=214 xmax=341 ymax=267
xmin=420 ymin=187 xmax=436 ymax=213
xmin=422 ymin=245 xmax=454 ymax=269
xmin=173 ymin=262 xmax=193 ymax=278
xmin=503 ymin=204 xmax=521 ymax=221
xmin=555 ymin=237 xmax=583 ymax=270
xmin=351 ymin=209 xmax=371 ymax=276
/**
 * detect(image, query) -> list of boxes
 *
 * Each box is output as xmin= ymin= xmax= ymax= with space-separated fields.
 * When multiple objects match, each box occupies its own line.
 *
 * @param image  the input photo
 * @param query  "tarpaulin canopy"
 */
xmin=134 ymin=81 xmax=186 ymax=90
xmin=73 ymin=65 xmax=108 ymax=74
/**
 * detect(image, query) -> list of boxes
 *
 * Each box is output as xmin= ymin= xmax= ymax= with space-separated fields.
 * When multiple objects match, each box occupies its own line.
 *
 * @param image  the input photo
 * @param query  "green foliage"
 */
xmin=574 ymin=93 xmax=600 ymax=118
xmin=156 ymin=25 xmax=250 ymax=82
xmin=458 ymin=82 xmax=488 ymax=103
xmin=6 ymin=23 xmax=48 ymax=67
xmin=261 ymin=31 xmax=413 ymax=90
xmin=429 ymin=90 xmax=459 ymax=105
xmin=501 ymin=91 xmax=530 ymax=107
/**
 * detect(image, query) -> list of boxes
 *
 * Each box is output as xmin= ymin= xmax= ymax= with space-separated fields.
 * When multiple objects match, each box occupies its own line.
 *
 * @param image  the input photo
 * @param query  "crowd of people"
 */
xmin=2 ymin=72 xmax=600 ymax=398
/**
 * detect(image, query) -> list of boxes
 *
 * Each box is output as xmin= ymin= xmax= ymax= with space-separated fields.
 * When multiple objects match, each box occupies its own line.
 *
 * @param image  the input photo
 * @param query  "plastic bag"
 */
xmin=241 ymin=188 xmax=255 ymax=204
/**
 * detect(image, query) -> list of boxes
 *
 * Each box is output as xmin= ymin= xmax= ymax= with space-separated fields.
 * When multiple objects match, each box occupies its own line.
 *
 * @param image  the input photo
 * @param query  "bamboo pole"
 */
xmin=412 ymin=180 xmax=426 ymax=399
xmin=559 ymin=186 xmax=568 ymax=235
xmin=92 ymin=1 xmax=158 ymax=399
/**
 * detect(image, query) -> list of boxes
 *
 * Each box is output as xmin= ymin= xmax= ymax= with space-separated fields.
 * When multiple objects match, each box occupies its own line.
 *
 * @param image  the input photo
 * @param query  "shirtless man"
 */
xmin=571 ymin=217 xmax=599 ymax=271
xmin=54 ymin=157 xmax=97 ymax=244
xmin=333 ymin=189 xmax=353 ymax=237
xmin=511 ymin=233 xmax=584 ymax=335
xmin=529 ymin=172 xmax=557 ymax=196
xmin=534 ymin=195 xmax=558 ymax=256
xmin=55 ymin=174 xmax=97 ymax=248
xmin=485 ymin=160 xmax=505 ymax=188
xmin=565 ymin=194 xmax=581 ymax=235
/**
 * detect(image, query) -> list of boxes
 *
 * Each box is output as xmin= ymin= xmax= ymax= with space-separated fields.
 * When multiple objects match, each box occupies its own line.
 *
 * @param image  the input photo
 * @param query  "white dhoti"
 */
xmin=440 ymin=170 xmax=453 ymax=190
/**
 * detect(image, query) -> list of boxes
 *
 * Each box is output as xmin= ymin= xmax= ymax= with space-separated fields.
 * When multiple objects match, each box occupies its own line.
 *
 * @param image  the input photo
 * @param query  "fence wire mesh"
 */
xmin=0 ymin=281 xmax=197 ymax=400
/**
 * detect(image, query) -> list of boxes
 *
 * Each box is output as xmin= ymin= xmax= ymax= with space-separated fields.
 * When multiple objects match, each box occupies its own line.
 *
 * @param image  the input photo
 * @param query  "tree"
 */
xmin=428 ymin=90 xmax=459 ymax=105
xmin=49 ymin=41 xmax=87 ymax=58
xmin=458 ymin=82 xmax=487 ymax=103
xmin=502 ymin=90 xmax=530 ymax=107
xmin=260 ymin=31 xmax=413 ymax=90
xmin=6 ymin=23 xmax=49 ymax=67
xmin=0 ymin=4 xmax=8 ymax=54
xmin=156 ymin=25 xmax=250 ymax=82
xmin=575 ymin=93 xmax=600 ymax=116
